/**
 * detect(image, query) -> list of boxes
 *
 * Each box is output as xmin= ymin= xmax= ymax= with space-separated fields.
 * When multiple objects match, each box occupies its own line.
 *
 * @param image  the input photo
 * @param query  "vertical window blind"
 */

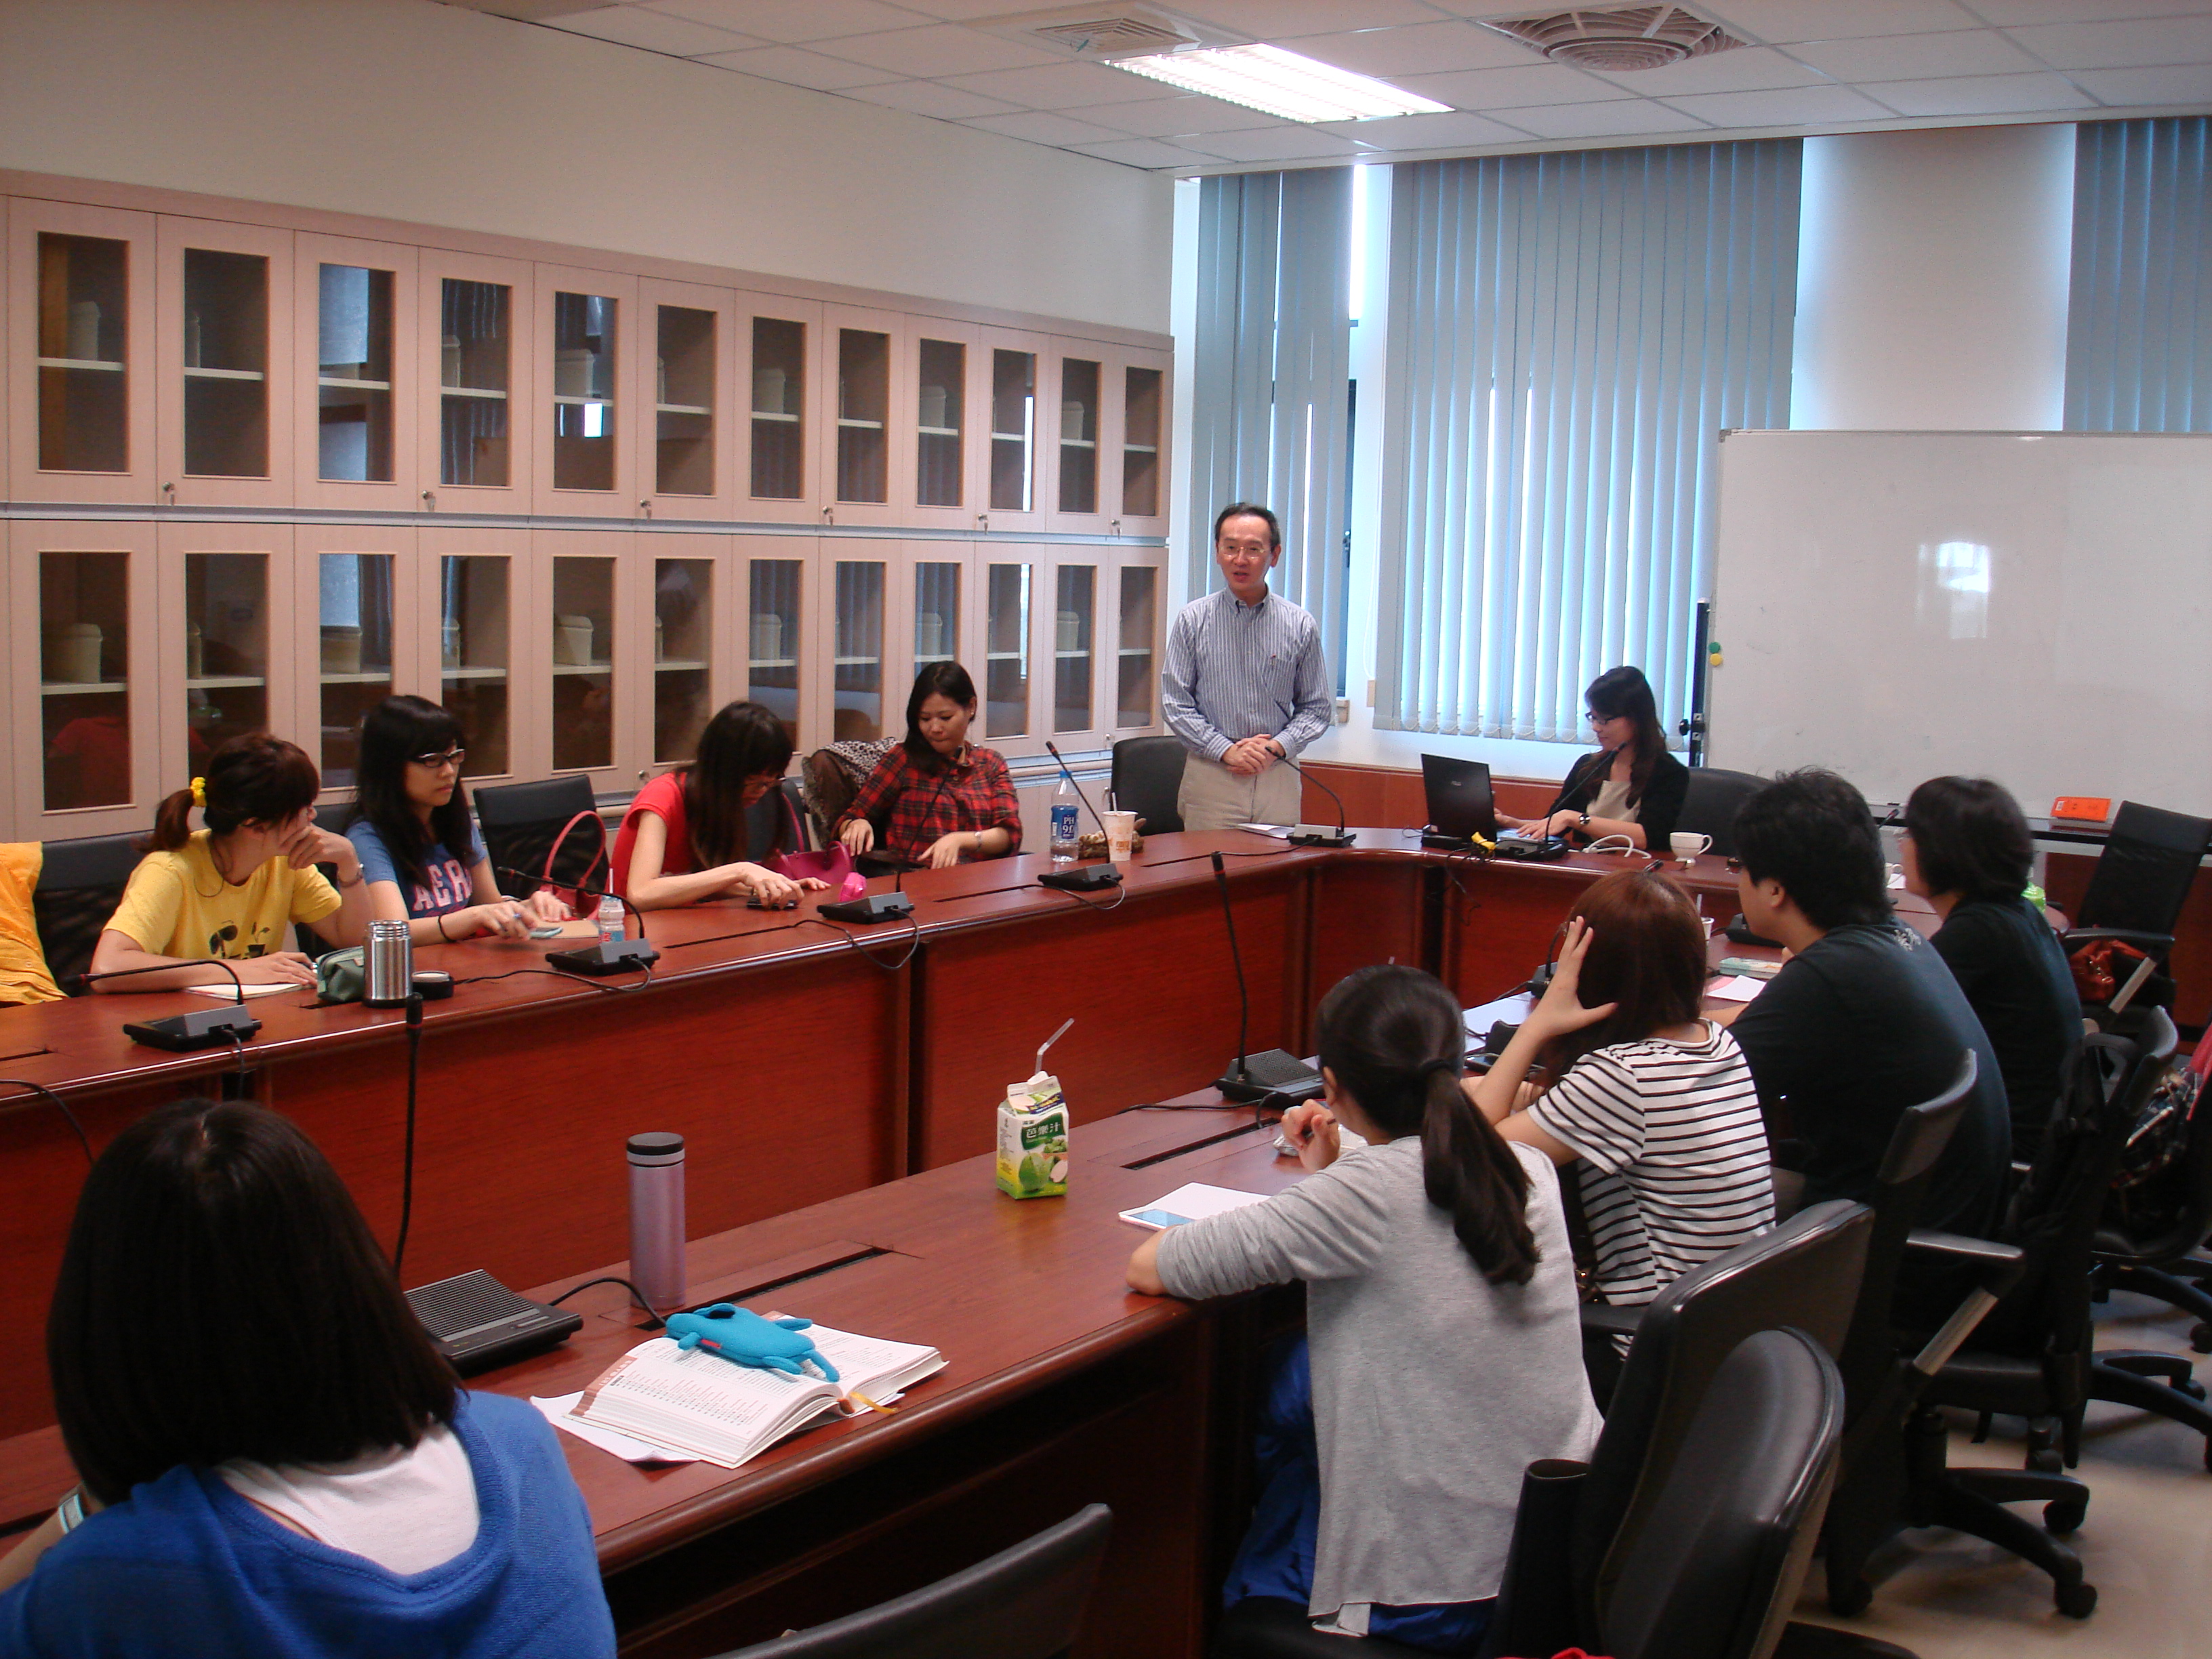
xmin=1187 ymin=169 xmax=1353 ymax=675
xmin=2067 ymin=118 xmax=2212 ymax=432
xmin=1372 ymin=140 xmax=1799 ymax=745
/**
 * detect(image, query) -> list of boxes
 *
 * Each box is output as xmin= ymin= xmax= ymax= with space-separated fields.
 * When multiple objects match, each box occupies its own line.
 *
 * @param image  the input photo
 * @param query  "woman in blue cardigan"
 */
xmin=0 ymin=1099 xmax=615 ymax=1658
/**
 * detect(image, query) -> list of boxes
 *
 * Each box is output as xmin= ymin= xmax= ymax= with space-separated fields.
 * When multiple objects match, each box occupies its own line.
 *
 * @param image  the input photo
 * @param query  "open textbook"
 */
xmin=566 ymin=1324 xmax=943 ymax=1469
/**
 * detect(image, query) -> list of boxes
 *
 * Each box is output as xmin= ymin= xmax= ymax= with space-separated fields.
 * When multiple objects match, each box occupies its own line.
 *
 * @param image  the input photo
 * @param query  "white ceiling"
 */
xmin=461 ymin=1 xmax=2212 ymax=171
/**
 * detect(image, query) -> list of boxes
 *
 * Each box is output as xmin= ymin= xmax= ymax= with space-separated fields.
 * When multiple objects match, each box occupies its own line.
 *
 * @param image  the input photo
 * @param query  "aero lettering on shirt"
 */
xmin=415 ymin=855 xmax=470 ymax=916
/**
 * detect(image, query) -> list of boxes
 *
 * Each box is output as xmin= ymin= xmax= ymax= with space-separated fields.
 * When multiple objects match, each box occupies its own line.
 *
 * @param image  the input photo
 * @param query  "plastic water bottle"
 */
xmin=1050 ymin=777 xmax=1080 ymax=863
xmin=596 ymin=892 xmax=625 ymax=943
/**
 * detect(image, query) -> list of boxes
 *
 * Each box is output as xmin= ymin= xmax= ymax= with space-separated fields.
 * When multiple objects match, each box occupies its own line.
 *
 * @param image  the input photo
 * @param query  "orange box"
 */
xmin=2051 ymin=796 xmax=2112 ymax=824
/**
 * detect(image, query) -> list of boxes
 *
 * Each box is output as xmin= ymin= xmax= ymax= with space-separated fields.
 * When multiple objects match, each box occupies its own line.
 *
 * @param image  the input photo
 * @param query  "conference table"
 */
xmin=0 ymin=832 xmax=1933 ymax=1655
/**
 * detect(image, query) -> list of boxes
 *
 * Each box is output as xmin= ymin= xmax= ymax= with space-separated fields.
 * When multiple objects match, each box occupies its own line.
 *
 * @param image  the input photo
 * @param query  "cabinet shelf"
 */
xmin=656 ymin=403 xmax=712 ymax=417
xmin=1118 ymin=647 xmax=1152 ymax=657
xmin=917 ymin=425 xmax=960 ymax=438
xmin=653 ymin=657 xmax=708 ymax=672
xmin=749 ymin=657 xmax=798 ymax=669
xmin=442 ymin=384 xmax=507 ymax=401
xmin=38 ymin=356 xmax=124 ymax=373
xmin=41 ymin=681 xmax=127 ymax=696
xmin=751 ymin=409 xmax=798 ymax=424
xmin=989 ymin=432 xmax=1026 ymax=443
xmin=985 ymin=651 xmax=1025 ymax=661
xmin=1053 ymin=650 xmax=1092 ymax=660
xmin=552 ymin=394 xmax=612 ymax=407
xmin=183 ymin=365 xmax=264 ymax=382
xmin=832 ymin=655 xmax=881 ymax=667
xmin=1123 ymin=444 xmax=1159 ymax=454
xmin=319 ymin=670 xmax=394 ymax=684
xmin=1059 ymin=438 xmax=1096 ymax=450
xmin=552 ymin=661 xmax=613 ymax=676
xmin=441 ymin=665 xmax=508 ymax=680
xmin=320 ymin=375 xmax=391 ymax=391
xmin=186 ymin=674 xmax=267 ymax=690
xmin=836 ymin=417 xmax=884 ymax=430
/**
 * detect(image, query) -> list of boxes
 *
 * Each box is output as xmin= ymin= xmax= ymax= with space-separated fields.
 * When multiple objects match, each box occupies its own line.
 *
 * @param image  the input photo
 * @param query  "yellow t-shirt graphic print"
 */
xmin=106 ymin=832 xmax=343 ymax=961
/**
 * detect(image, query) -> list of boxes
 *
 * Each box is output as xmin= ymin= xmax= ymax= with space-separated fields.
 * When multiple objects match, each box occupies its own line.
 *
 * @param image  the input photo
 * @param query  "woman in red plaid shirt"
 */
xmin=836 ymin=663 xmax=1023 ymax=869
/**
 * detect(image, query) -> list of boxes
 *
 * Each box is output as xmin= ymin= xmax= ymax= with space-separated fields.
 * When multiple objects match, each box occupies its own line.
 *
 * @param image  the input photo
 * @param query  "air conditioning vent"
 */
xmin=1031 ymin=16 xmax=1198 ymax=56
xmin=977 ymin=5 xmax=1237 ymax=62
xmin=1481 ymin=5 xmax=1743 ymax=73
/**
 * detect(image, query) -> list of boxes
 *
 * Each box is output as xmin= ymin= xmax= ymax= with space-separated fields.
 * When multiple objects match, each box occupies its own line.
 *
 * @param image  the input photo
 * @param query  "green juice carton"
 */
xmin=996 ymin=1071 xmax=1069 ymax=1200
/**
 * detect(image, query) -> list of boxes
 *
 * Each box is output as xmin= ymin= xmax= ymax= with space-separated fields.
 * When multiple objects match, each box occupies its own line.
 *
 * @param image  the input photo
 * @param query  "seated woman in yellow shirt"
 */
xmin=91 ymin=734 xmax=372 ymax=991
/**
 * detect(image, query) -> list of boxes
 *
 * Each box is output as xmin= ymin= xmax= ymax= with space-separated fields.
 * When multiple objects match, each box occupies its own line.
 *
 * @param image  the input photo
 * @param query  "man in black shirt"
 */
xmin=1723 ymin=771 xmax=2011 ymax=1310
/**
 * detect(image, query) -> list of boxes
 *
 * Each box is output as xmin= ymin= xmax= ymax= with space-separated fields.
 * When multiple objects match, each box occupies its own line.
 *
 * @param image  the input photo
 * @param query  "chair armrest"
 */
xmin=1579 ymin=1302 xmax=1644 ymax=1341
xmin=1902 ymin=1229 xmax=2025 ymax=1374
xmin=2058 ymin=928 xmax=2175 ymax=958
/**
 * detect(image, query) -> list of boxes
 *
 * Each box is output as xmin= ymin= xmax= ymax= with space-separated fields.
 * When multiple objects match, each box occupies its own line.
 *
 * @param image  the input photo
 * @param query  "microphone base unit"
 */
xmin=544 ymin=938 xmax=663 ymax=976
xmin=1038 ymin=865 xmax=1123 ymax=893
xmin=819 ymin=891 xmax=914 ymax=925
xmin=1216 ymin=1048 xmax=1326 ymax=1104
xmin=406 ymin=1269 xmax=581 ymax=1376
xmin=122 ymin=1005 xmax=264 ymax=1052
xmin=1286 ymin=824 xmax=1357 ymax=848
xmin=1492 ymin=834 xmax=1570 ymax=862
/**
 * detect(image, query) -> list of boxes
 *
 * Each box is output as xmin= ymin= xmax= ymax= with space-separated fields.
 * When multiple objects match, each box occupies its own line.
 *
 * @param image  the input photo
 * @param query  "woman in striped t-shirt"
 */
xmin=1467 ymin=869 xmax=1773 ymax=1313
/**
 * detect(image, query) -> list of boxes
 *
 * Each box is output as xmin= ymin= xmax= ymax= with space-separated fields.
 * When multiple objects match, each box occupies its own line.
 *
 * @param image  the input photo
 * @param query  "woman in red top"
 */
xmin=837 ymin=663 xmax=1023 ymax=869
xmin=613 ymin=701 xmax=827 ymax=908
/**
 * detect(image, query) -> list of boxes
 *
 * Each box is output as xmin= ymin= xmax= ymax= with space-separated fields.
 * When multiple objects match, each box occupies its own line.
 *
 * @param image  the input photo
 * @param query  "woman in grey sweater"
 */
xmin=1128 ymin=966 xmax=1600 ymax=1652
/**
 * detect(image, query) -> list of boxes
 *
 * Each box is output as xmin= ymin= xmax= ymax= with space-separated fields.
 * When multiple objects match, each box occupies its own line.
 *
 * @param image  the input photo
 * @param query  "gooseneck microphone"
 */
xmin=495 ymin=867 xmax=659 ymax=975
xmin=1531 ymin=742 xmax=1625 ymax=834
xmin=1279 ymin=756 xmax=1355 ymax=848
xmin=1208 ymin=852 xmax=1324 ymax=1106
xmin=77 ymin=958 xmax=262 ymax=1051
xmin=1038 ymin=741 xmax=1124 ymax=893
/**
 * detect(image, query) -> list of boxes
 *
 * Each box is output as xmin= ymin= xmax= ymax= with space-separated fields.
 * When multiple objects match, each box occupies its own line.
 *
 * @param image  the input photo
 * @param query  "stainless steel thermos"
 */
xmin=364 ymin=919 xmax=413 ymax=1006
xmin=627 ymin=1131 xmax=687 ymax=1313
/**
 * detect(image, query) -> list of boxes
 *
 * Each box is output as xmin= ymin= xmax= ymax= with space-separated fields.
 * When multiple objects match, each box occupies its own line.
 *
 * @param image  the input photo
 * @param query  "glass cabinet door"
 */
xmin=1123 ymin=365 xmax=1164 ymax=521
xmin=441 ymin=555 xmax=512 ymax=777
xmin=550 ymin=556 xmax=615 ymax=773
xmin=440 ymin=277 xmax=512 ymax=488
xmin=181 ymin=552 xmax=268 ymax=774
xmin=832 ymin=559 xmax=886 ymax=741
xmin=551 ymin=291 xmax=617 ymax=493
xmin=989 ymin=349 xmax=1036 ymax=518
xmin=37 ymin=234 xmax=130 ymax=474
xmin=1052 ymin=565 xmax=1095 ymax=733
xmin=181 ymin=248 xmax=270 ymax=478
xmin=916 ymin=337 xmax=964 ymax=510
xmin=317 ymin=552 xmax=394 ymax=788
xmin=39 ymin=550 xmax=134 ymax=811
xmin=655 ymin=306 xmax=715 ymax=497
xmin=1117 ymin=565 xmax=1158 ymax=729
xmin=316 ymin=264 xmax=394 ymax=483
xmin=836 ymin=328 xmax=889 ymax=506
xmin=1055 ymin=357 xmax=1100 ymax=518
xmin=985 ymin=561 xmax=1031 ymax=740
xmin=747 ymin=558 xmax=803 ymax=746
xmin=653 ymin=557 xmax=713 ymax=764
xmin=749 ymin=316 xmax=806 ymax=503
xmin=915 ymin=560 xmax=960 ymax=670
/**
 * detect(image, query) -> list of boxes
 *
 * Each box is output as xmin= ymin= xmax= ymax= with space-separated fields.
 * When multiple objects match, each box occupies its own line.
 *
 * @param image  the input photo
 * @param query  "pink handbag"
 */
xmin=766 ymin=789 xmax=854 ymax=886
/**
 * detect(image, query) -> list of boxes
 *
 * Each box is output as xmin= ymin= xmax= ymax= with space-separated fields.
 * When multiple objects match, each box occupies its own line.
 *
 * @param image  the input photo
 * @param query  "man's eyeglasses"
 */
xmin=411 ymin=749 xmax=466 ymax=772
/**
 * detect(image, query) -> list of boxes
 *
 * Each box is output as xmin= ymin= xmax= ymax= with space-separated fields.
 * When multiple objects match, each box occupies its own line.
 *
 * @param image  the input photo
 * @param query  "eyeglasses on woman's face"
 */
xmin=410 ymin=748 xmax=466 ymax=773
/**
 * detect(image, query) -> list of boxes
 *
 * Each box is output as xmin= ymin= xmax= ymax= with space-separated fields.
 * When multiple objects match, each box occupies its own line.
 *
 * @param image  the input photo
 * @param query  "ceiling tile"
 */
xmin=548 ymin=5 xmax=760 ymax=55
xmin=1656 ymin=83 xmax=1900 ymax=125
xmin=692 ymin=43 xmax=905 ymax=87
xmin=1068 ymin=136 xmax=1230 ymax=170
xmin=838 ymin=78 xmax=1022 ymax=119
xmin=1396 ymin=62 xmax=1627 ymax=109
xmin=811 ymin=23 xmax=1062 ymax=76
xmin=1967 ymin=0 xmax=2212 ymax=22
xmin=1853 ymin=71 xmax=2097 ymax=115
xmin=1284 ymin=20 xmax=1538 ymax=77
xmin=1180 ymin=126 xmax=1384 ymax=163
xmin=1498 ymin=99 xmax=1715 ymax=139
xmin=889 ymin=0 xmax=1050 ymax=16
xmin=1585 ymin=45 xmax=1830 ymax=94
xmin=2070 ymin=62 xmax=2212 ymax=103
xmin=645 ymin=1 xmax=928 ymax=43
xmin=1690 ymin=1 xmax=1986 ymax=43
xmin=1174 ymin=0 xmax=1441 ymax=35
xmin=1312 ymin=108 xmax=1535 ymax=148
xmin=1782 ymin=29 xmax=2044 ymax=81
xmin=958 ymin=108 xmax=1130 ymax=144
xmin=1058 ymin=94 xmax=1296 ymax=136
xmin=938 ymin=60 xmax=1181 ymax=108
xmin=2006 ymin=14 xmax=2212 ymax=69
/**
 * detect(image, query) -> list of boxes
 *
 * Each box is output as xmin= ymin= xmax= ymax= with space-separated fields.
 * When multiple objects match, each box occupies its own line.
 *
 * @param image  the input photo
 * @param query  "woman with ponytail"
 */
xmin=1127 ymin=965 xmax=1598 ymax=1653
xmin=90 ymin=734 xmax=371 ymax=991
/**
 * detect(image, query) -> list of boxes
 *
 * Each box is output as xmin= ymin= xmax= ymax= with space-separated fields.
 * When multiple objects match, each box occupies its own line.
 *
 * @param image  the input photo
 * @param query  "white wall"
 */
xmin=1792 ymin=125 xmax=2075 ymax=432
xmin=0 ymin=0 xmax=1172 ymax=333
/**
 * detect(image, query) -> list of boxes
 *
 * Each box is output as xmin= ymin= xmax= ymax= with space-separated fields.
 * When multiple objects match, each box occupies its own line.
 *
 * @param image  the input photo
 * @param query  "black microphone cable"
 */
xmin=0 ymin=1079 xmax=94 ymax=1164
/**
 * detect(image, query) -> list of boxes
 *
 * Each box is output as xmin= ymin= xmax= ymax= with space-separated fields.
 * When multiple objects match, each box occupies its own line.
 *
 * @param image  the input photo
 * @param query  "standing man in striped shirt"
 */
xmin=1162 ymin=504 xmax=1332 ymax=832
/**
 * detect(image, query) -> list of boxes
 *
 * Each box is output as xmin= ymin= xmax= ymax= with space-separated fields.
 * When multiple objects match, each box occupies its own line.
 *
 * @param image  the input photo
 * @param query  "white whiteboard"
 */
xmin=1708 ymin=430 xmax=2212 ymax=817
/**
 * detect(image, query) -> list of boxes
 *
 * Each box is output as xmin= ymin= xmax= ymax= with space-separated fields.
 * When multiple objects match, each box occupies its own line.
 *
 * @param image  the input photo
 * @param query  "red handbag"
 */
xmin=2068 ymin=937 xmax=2149 ymax=1004
xmin=538 ymin=809 xmax=611 ymax=919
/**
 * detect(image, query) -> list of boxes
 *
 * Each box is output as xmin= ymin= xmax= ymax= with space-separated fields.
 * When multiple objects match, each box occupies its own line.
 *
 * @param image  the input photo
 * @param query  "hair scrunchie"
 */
xmin=189 ymin=776 xmax=207 ymax=808
xmin=1415 ymin=1055 xmax=1462 ymax=1079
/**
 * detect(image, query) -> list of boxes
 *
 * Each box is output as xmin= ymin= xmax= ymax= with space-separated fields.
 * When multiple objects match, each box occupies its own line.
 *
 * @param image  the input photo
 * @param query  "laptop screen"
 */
xmin=1421 ymin=755 xmax=1498 ymax=842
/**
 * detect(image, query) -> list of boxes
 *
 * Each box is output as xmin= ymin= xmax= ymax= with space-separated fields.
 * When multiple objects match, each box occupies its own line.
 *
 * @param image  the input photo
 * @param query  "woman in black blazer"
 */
xmin=1507 ymin=666 xmax=1687 ymax=850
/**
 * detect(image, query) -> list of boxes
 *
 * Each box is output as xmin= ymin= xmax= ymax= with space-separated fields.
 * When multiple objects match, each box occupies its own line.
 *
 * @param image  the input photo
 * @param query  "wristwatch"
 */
xmin=1577 ymin=813 xmax=1591 ymax=832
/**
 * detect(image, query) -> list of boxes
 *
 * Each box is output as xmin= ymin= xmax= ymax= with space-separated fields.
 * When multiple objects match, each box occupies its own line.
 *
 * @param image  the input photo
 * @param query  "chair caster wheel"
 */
xmin=2190 ymin=1322 xmax=2212 ymax=1354
xmin=2045 ymin=1498 xmax=2087 ymax=1534
xmin=2055 ymin=1579 xmax=2097 ymax=1619
xmin=1828 ymin=1578 xmax=1872 ymax=1618
xmin=2027 ymin=1446 xmax=2064 ymax=1474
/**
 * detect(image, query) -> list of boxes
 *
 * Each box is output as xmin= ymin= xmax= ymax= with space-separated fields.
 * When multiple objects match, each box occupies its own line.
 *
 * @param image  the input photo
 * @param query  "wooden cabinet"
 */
xmin=157 ymin=520 xmax=300 ymax=787
xmin=739 ymin=297 xmax=821 ymax=525
xmin=907 ymin=325 xmax=983 ymax=532
xmin=156 ymin=217 xmax=294 ymax=509
xmin=821 ymin=305 xmax=910 ymax=528
xmin=419 ymin=526 xmax=529 ymax=786
xmin=419 ymin=249 xmax=534 ymax=515
xmin=1045 ymin=345 xmax=1107 ymax=536
xmin=300 ymin=525 xmax=420 ymax=798
xmin=738 ymin=535 xmax=818 ymax=751
xmin=537 ymin=529 xmax=632 ymax=789
xmin=977 ymin=329 xmax=1050 ymax=536
xmin=294 ymin=233 xmax=419 ymax=512
xmin=533 ymin=266 xmax=638 ymax=518
xmin=639 ymin=281 xmax=739 ymax=523
xmin=639 ymin=535 xmax=732 ymax=770
xmin=1116 ymin=348 xmax=1171 ymax=537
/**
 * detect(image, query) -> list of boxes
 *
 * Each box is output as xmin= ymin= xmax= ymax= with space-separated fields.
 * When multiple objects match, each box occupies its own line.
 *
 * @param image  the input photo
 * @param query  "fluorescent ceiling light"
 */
xmin=1110 ymin=43 xmax=1450 ymax=124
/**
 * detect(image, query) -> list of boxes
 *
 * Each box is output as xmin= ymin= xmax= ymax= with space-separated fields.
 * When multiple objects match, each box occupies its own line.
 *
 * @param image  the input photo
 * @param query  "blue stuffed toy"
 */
xmin=664 ymin=1304 xmax=838 ymax=1382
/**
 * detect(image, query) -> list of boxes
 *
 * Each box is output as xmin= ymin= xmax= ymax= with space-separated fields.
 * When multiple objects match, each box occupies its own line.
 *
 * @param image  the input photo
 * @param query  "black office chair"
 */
xmin=473 ymin=775 xmax=603 ymax=906
xmin=1216 ymin=1329 xmax=1846 ymax=1659
xmin=1111 ymin=735 xmax=1185 ymax=836
xmin=2094 ymin=1048 xmax=2212 ymax=1353
xmin=711 ymin=1503 xmax=1111 ymax=1659
xmin=2059 ymin=800 xmax=2212 ymax=1023
xmin=739 ymin=775 xmax=818 ymax=862
xmin=32 ymin=832 xmax=142 ymax=991
xmin=1676 ymin=767 xmax=1763 ymax=858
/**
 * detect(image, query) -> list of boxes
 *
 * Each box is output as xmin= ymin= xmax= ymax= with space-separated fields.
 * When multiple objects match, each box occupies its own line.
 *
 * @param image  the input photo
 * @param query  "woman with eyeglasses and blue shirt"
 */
xmin=1501 ymin=666 xmax=1687 ymax=851
xmin=342 ymin=696 xmax=569 ymax=945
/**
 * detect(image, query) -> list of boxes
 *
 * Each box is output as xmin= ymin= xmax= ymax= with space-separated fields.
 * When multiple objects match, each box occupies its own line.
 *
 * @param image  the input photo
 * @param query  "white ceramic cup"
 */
xmin=1103 ymin=809 xmax=1138 ymax=863
xmin=1669 ymin=832 xmax=1712 ymax=863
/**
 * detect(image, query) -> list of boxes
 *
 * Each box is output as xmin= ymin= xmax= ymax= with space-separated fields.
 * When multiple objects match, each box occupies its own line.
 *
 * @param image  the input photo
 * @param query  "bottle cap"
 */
xmin=628 ymin=1131 xmax=684 ymax=1162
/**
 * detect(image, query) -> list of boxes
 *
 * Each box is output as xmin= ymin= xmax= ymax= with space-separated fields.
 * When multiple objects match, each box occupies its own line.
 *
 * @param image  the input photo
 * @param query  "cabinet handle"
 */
xmin=977 ymin=513 xmax=989 ymax=533
xmin=1111 ymin=518 xmax=1121 ymax=535
xmin=640 ymin=499 xmax=652 ymax=519
xmin=821 ymin=506 xmax=834 ymax=526
xmin=422 ymin=490 xmax=436 ymax=512
xmin=161 ymin=482 xmax=176 ymax=504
